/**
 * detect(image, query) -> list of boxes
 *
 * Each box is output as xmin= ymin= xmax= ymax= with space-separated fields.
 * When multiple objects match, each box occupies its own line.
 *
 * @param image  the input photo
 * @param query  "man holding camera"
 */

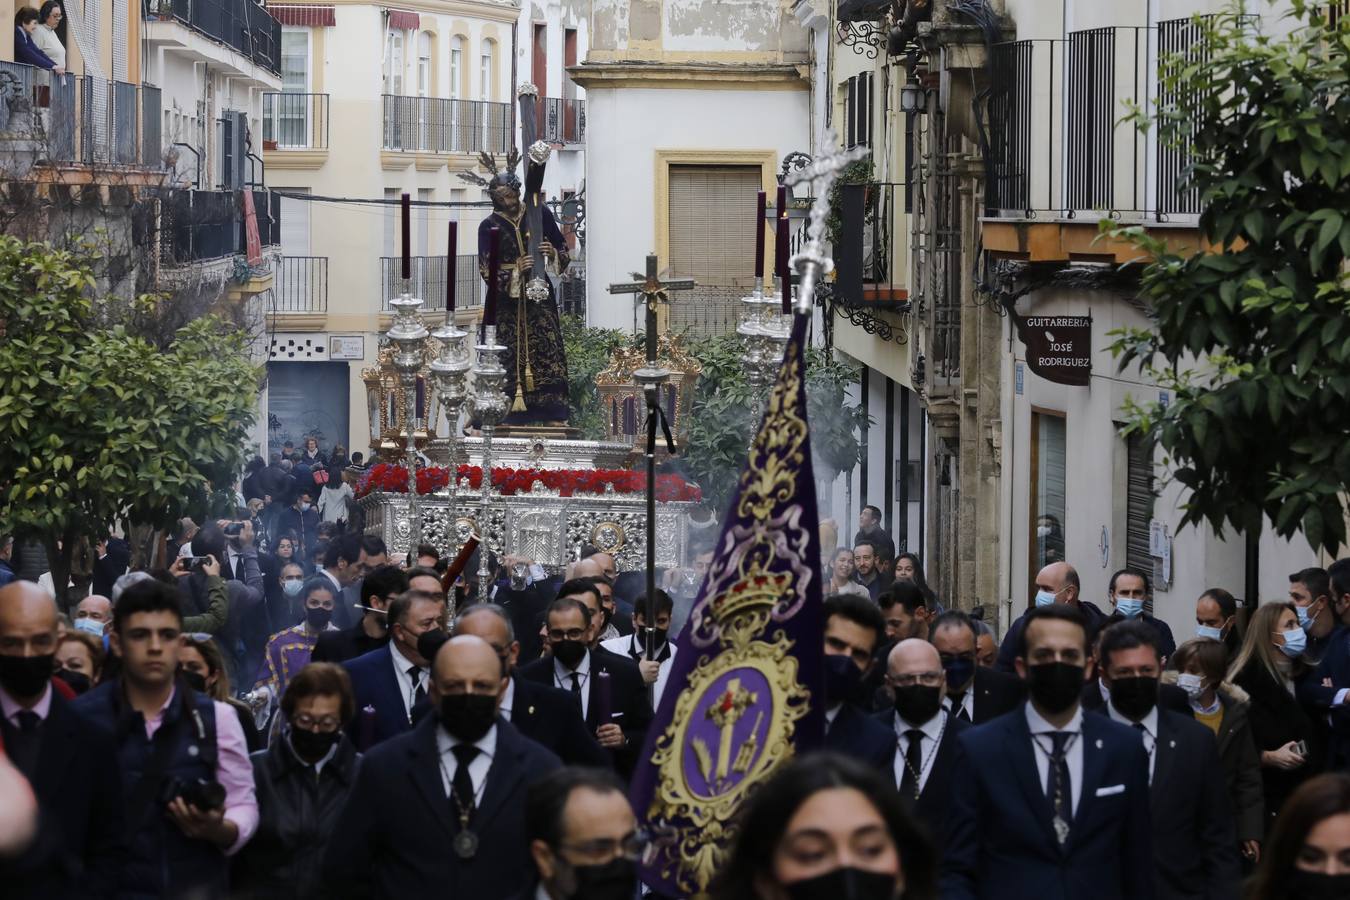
xmin=74 ymin=579 xmax=258 ymax=898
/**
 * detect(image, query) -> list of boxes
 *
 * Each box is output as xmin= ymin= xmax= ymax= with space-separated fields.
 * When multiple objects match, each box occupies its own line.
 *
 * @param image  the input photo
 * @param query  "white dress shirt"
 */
xmin=943 ymin=690 xmax=974 ymax=722
xmin=500 ymin=677 xmax=516 ymax=720
xmin=1107 ymin=701 xmax=1159 ymax=783
xmin=601 ymin=634 xmax=676 ymax=706
xmin=892 ymin=709 xmax=947 ymax=793
xmin=435 ymin=722 xmax=497 ymax=799
xmin=389 ymin=641 xmax=428 ymax=722
xmin=554 ymin=651 xmax=592 ymax=719
xmin=1025 ymin=703 xmax=1084 ymax=815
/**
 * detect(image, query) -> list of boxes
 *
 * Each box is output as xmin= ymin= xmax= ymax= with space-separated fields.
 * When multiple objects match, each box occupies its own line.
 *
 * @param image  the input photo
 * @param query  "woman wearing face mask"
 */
xmin=54 ymin=630 xmax=103 ymax=694
xmin=713 ymin=752 xmax=935 ymax=900
xmin=1229 ymin=602 xmax=1321 ymax=836
xmin=253 ymin=578 xmax=339 ymax=701
xmin=181 ymin=635 xmax=264 ymax=751
xmin=1168 ymin=638 xmax=1264 ymax=865
xmin=1245 ymin=773 xmax=1350 ymax=900
xmin=232 ymin=663 xmax=360 ymax=899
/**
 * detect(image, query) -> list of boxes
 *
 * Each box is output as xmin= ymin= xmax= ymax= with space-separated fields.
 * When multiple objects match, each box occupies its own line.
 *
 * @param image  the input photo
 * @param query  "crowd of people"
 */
xmin=2 ymin=483 xmax=1350 ymax=898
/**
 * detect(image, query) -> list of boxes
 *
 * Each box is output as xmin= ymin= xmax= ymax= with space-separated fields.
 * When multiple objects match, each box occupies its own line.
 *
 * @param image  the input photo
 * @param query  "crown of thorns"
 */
xmin=458 ymin=150 xmax=522 ymax=192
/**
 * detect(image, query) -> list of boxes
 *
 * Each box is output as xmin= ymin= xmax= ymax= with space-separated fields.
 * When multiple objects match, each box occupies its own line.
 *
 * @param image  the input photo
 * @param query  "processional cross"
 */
xmin=607 ymin=254 xmax=696 ymax=672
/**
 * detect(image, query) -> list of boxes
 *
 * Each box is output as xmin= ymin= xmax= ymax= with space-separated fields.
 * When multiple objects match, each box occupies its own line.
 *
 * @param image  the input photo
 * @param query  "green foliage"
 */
xmin=825 ymin=157 xmax=875 ymax=252
xmin=0 ymin=236 xmax=260 ymax=596
xmin=561 ymin=314 xmax=633 ymax=441
xmin=1107 ymin=3 xmax=1350 ymax=552
xmin=557 ymin=317 xmax=867 ymax=514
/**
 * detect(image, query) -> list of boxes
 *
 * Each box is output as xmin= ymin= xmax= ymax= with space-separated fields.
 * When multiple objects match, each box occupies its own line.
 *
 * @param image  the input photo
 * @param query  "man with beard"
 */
xmin=323 ymin=635 xmax=561 ymax=897
xmin=941 ymin=604 xmax=1154 ymax=900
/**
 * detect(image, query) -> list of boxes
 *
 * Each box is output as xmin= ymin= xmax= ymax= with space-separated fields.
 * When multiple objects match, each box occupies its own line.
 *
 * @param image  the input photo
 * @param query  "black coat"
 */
xmin=1148 ymin=709 xmax=1240 ymax=900
xmin=950 ymin=665 xmax=1026 ymax=724
xmin=232 ymin=736 xmax=362 ymax=899
xmin=825 ymin=703 xmax=896 ymax=771
xmin=0 ymin=691 xmax=126 ymax=899
xmin=877 ymin=710 xmax=970 ymax=846
xmin=1232 ymin=659 xmax=1321 ymax=828
xmin=509 ymin=676 xmax=609 ymax=767
xmin=516 ymin=647 xmax=653 ymax=773
xmin=321 ymin=716 xmax=561 ymax=899
xmin=312 ymin=620 xmax=388 ymax=665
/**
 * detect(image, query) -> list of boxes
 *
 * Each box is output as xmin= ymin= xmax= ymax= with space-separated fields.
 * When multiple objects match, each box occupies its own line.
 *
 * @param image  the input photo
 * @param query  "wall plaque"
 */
xmin=1015 ymin=315 xmax=1092 ymax=386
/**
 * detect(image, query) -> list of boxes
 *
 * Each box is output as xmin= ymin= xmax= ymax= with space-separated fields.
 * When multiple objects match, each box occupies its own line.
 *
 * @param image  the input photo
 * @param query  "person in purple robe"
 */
xmin=254 ymin=576 xmax=338 ymax=698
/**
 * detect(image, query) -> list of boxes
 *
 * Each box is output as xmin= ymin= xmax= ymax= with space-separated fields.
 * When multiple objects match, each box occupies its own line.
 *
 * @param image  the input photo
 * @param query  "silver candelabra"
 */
xmin=469 ymin=325 xmax=510 ymax=599
xmin=387 ymin=287 xmax=430 ymax=552
xmin=428 ymin=318 xmax=473 ymax=502
xmin=737 ymin=278 xmax=793 ymax=428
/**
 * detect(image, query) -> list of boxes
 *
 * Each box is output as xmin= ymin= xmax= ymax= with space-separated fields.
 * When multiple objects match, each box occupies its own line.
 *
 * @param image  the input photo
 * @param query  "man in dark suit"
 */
xmin=880 ymin=637 xmax=969 ymax=842
xmin=517 ymin=590 xmax=652 ymax=773
xmin=819 ymin=593 xmax=896 ymax=769
xmin=323 ymin=634 xmax=562 ymax=898
xmin=450 ymin=602 xmax=608 ymax=766
xmin=930 ymin=609 xmax=1025 ymax=724
xmin=0 ymin=582 xmax=124 ymax=898
xmin=1096 ymin=620 xmax=1238 ymax=900
xmin=342 ymin=589 xmax=445 ymax=749
xmin=313 ymin=564 xmax=406 ymax=664
xmin=526 ymin=767 xmax=640 ymax=900
xmin=941 ymin=604 xmax=1155 ymax=900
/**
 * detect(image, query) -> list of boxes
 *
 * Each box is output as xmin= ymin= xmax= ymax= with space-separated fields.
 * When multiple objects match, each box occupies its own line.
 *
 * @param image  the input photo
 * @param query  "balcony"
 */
xmin=273 ymin=255 xmax=327 ymax=312
xmin=144 ymin=0 xmax=281 ymax=85
xmin=379 ymin=256 xmax=485 ymax=313
xmin=0 ymin=63 xmax=164 ymax=175
xmin=381 ymin=96 xmax=511 ymax=155
xmin=835 ymin=182 xmax=909 ymax=310
xmin=262 ymin=93 xmax=329 ymax=150
xmin=538 ymin=97 xmax=585 ymax=145
xmin=161 ymin=187 xmax=279 ymax=265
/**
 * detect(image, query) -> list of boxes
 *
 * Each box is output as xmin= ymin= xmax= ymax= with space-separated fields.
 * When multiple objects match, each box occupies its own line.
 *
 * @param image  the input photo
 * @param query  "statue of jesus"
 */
xmin=475 ymin=165 xmax=571 ymax=426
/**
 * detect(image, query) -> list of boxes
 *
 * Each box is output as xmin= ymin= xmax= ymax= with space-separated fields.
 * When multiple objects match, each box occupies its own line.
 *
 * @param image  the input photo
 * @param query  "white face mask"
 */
xmin=1177 ymin=673 xmax=1205 ymax=698
xmin=299 ymin=501 xmax=311 ymax=511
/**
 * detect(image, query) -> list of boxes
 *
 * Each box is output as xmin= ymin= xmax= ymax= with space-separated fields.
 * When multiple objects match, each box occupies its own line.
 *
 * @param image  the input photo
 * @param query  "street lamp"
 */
xmin=899 ymin=74 xmax=926 ymax=114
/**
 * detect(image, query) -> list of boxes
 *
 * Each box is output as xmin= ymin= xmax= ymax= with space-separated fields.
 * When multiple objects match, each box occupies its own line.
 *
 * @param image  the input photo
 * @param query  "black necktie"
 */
xmin=569 ymin=672 xmax=582 ymax=694
xmin=450 ymin=744 xmax=479 ymax=817
xmin=899 ymin=728 xmax=924 ymax=797
xmin=1047 ymin=731 xmax=1072 ymax=844
xmin=6 ymin=710 xmax=41 ymax=776
xmin=409 ymin=666 xmax=426 ymax=707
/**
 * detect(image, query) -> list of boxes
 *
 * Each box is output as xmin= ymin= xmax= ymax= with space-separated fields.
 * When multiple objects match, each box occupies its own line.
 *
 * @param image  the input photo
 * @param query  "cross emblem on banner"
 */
xmin=607 ymin=253 xmax=696 ymax=335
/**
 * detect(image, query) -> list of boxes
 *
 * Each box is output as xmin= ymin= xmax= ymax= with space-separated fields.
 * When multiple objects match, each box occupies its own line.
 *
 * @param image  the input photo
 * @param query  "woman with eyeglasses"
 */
xmin=252 ymin=577 xmax=339 ymax=700
xmin=1229 ymin=602 xmax=1322 ymax=836
xmin=231 ymin=662 xmax=360 ymax=899
xmin=714 ymin=752 xmax=935 ymax=900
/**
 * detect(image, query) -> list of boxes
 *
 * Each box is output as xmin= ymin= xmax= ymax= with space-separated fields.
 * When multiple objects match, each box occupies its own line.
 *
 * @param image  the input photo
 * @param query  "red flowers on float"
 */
xmin=356 ymin=464 xmax=702 ymax=503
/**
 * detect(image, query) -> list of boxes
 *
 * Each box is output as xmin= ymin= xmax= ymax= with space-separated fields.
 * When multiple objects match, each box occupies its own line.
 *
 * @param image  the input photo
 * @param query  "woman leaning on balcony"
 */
xmin=31 ymin=1 xmax=65 ymax=72
xmin=13 ymin=7 xmax=63 ymax=74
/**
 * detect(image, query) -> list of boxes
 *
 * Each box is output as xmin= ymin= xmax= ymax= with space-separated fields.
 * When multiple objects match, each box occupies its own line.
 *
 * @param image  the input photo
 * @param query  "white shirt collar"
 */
xmin=1025 ymin=701 xmax=1083 ymax=736
xmin=501 ymin=677 xmax=516 ymax=717
xmin=894 ymin=707 xmax=946 ymax=739
xmin=436 ymin=720 xmax=498 ymax=761
xmin=1107 ymin=701 xmax=1159 ymax=738
xmin=389 ymin=639 xmax=423 ymax=674
xmin=553 ymin=648 xmax=592 ymax=679
xmin=824 ymin=702 xmax=842 ymax=727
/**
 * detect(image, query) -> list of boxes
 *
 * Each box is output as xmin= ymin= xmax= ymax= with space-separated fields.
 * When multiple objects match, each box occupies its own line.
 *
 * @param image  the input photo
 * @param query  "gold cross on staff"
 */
xmin=607 ymin=253 xmax=696 ymax=336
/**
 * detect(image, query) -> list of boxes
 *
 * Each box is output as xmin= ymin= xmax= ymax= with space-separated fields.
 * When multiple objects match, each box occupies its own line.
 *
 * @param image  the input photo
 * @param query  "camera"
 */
xmin=159 ymin=776 xmax=226 ymax=812
xmin=223 ymin=522 xmax=243 ymax=537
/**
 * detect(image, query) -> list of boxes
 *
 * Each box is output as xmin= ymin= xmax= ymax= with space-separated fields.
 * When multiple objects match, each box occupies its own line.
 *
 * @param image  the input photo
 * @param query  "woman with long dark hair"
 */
xmin=713 ymin=752 xmax=934 ymax=900
xmin=1245 ymin=773 xmax=1350 ymax=899
xmin=895 ymin=552 xmax=940 ymax=612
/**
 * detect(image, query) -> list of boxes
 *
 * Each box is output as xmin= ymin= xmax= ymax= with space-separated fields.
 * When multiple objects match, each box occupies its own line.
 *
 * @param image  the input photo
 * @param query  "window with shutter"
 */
xmin=1029 ymin=412 xmax=1067 ymax=597
xmin=1125 ymin=431 xmax=1157 ymax=609
xmin=667 ymin=165 xmax=759 ymax=288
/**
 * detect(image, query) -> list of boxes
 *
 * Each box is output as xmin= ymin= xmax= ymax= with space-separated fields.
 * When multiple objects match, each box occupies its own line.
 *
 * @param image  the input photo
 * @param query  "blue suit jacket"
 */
xmin=940 ymin=704 xmax=1155 ymax=900
xmin=1310 ymin=626 xmax=1350 ymax=766
xmin=824 ymin=702 xmax=895 ymax=771
xmin=343 ymin=644 xmax=416 ymax=750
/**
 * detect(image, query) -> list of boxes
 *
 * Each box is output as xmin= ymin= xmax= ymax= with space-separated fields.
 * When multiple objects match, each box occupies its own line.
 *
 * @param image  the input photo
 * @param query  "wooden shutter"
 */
xmin=1126 ymin=431 xmax=1157 ymax=607
xmin=667 ymin=165 xmax=759 ymax=288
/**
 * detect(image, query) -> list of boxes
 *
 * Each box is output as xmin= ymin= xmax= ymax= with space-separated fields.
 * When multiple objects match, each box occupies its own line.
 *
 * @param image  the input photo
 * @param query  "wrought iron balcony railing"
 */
xmin=381 ymin=96 xmax=511 ymax=154
xmin=379 ymin=255 xmax=485 ymax=311
xmin=144 ymin=0 xmax=281 ymax=75
xmin=262 ymin=92 xmax=329 ymax=150
xmin=274 ymin=255 xmax=327 ymax=312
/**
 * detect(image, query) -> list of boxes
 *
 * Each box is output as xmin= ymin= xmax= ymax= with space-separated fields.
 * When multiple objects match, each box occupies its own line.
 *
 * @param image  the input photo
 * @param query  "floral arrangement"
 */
xmin=357 ymin=463 xmax=703 ymax=502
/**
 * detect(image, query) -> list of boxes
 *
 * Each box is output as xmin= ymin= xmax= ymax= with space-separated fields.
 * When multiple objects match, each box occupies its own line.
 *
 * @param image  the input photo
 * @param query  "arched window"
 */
xmin=417 ymin=32 xmax=431 ymax=97
xmin=449 ymin=35 xmax=463 ymax=99
xmin=480 ymin=39 xmax=495 ymax=101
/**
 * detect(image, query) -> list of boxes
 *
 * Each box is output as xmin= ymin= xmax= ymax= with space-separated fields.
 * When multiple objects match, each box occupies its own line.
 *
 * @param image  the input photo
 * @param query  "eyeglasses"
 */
xmin=549 ymin=628 xmax=587 ymax=642
xmin=558 ymin=832 xmax=646 ymax=862
xmin=888 ymin=672 xmax=943 ymax=688
xmin=292 ymin=714 xmax=340 ymax=731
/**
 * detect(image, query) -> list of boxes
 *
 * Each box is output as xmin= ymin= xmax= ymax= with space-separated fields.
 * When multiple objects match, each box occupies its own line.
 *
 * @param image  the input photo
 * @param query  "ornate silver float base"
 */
xmin=424 ymin=435 xmax=634 ymax=471
xmin=360 ymin=486 xmax=695 ymax=571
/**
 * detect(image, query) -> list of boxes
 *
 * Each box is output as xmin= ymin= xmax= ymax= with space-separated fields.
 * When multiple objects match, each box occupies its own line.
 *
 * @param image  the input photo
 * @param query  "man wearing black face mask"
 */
xmin=342 ymin=589 xmax=445 ymax=749
xmin=880 ymin=638 xmax=968 ymax=843
xmin=313 ymin=565 xmax=407 ymax=664
xmin=941 ymin=604 xmax=1155 ymax=900
xmin=820 ymin=594 xmax=895 ymax=771
xmin=0 ymin=581 xmax=124 ymax=899
xmin=323 ymin=634 xmax=561 ymax=898
xmin=1098 ymin=621 xmax=1238 ymax=900
xmin=601 ymin=590 xmax=677 ymax=707
xmin=526 ymin=766 xmax=640 ymax=900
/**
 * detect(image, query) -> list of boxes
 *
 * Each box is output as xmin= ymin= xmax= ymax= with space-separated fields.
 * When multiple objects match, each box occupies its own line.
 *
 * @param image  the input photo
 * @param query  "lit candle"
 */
xmin=447 ymin=221 xmax=457 ymax=316
xmin=777 ymin=211 xmax=790 ymax=314
xmin=775 ymin=184 xmax=787 ymax=221
xmin=400 ymin=192 xmax=411 ymax=282
xmin=753 ymin=190 xmax=766 ymax=280
xmin=484 ymin=226 xmax=501 ymax=329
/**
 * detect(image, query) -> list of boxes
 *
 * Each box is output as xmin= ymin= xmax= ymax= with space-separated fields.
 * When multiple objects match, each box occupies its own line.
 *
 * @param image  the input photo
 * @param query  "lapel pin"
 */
xmin=1169 ymin=740 xmax=1176 ymax=748
xmin=1095 ymin=739 xmax=1103 ymax=749
xmin=529 ymin=706 xmax=536 ymax=715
